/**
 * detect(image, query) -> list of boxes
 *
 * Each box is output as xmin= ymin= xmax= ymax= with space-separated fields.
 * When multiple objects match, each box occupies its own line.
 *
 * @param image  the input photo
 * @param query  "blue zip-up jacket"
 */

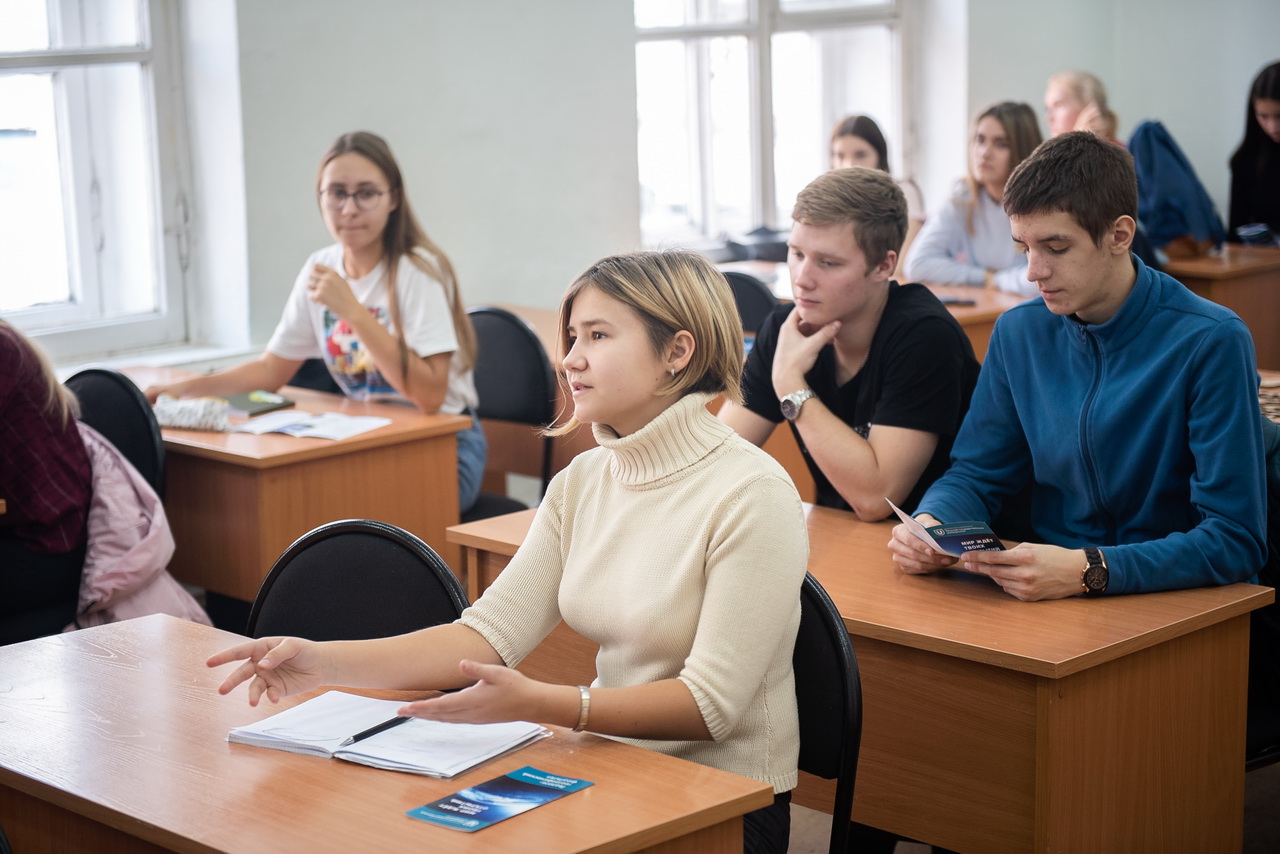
xmin=918 ymin=257 xmax=1266 ymax=594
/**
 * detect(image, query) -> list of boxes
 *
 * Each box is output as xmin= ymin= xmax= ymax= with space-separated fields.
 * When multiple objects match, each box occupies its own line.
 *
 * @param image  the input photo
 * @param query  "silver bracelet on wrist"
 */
xmin=572 ymin=685 xmax=591 ymax=732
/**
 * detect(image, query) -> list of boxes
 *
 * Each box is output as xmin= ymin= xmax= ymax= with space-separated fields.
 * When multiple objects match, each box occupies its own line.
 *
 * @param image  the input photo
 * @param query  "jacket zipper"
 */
xmin=1078 ymin=325 xmax=1118 ymax=543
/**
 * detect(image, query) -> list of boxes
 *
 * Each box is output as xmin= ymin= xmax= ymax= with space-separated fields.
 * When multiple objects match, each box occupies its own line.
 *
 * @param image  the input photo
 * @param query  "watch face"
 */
xmin=1084 ymin=564 xmax=1108 ymax=591
xmin=780 ymin=398 xmax=799 ymax=420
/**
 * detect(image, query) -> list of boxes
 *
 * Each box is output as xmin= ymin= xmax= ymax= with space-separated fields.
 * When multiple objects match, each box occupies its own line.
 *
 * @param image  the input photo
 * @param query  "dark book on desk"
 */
xmin=222 ymin=390 xmax=294 ymax=416
xmin=227 ymin=690 xmax=548 ymax=778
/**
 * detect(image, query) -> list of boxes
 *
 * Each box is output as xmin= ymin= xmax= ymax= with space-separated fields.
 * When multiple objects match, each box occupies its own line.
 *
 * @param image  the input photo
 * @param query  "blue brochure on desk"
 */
xmin=407 ymin=766 xmax=593 ymax=832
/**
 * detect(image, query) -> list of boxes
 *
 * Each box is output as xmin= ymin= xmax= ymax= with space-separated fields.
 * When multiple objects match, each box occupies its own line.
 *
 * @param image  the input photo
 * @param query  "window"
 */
xmin=0 ymin=0 xmax=189 ymax=362
xmin=635 ymin=0 xmax=905 ymax=246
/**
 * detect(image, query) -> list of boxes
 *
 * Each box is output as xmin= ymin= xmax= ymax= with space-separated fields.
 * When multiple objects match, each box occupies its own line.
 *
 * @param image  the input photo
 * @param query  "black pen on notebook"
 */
xmin=340 ymin=715 xmax=411 ymax=746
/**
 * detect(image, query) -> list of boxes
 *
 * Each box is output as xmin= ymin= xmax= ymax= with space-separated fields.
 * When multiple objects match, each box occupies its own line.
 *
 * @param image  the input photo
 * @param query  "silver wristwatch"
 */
xmin=780 ymin=388 xmax=817 ymax=421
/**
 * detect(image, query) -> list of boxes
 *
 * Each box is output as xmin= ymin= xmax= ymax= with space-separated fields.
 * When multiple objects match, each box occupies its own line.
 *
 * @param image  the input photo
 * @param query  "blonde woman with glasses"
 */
xmin=146 ymin=132 xmax=486 ymax=511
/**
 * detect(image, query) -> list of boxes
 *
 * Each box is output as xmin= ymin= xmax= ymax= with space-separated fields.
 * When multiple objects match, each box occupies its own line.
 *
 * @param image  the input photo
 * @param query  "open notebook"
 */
xmin=227 ymin=690 xmax=549 ymax=779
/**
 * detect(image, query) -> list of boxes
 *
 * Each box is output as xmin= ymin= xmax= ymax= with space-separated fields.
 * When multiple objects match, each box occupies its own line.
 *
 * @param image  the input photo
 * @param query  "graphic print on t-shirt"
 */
xmin=322 ymin=307 xmax=397 ymax=398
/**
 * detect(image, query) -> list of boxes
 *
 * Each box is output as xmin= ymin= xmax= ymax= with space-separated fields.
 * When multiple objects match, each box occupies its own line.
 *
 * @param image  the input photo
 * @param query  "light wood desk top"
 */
xmin=799 ymin=505 xmax=1272 ymax=676
xmin=1163 ymin=244 xmax=1280 ymax=280
xmin=0 ymin=615 xmax=771 ymax=854
xmin=1162 ymin=245 xmax=1280 ymax=370
xmin=447 ymin=505 xmax=1272 ymax=679
xmin=924 ymin=283 xmax=1025 ymax=326
xmin=122 ymin=366 xmax=470 ymax=599
xmin=125 ymin=365 xmax=472 ymax=468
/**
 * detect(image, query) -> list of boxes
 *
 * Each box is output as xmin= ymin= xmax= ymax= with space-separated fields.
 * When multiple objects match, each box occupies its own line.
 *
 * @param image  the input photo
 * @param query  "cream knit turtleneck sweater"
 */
xmin=459 ymin=392 xmax=809 ymax=792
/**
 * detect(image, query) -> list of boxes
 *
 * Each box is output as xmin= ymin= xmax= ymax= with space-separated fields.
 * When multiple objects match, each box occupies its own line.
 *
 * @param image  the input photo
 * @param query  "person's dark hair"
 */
xmin=829 ymin=115 xmax=889 ymax=172
xmin=1003 ymin=131 xmax=1137 ymax=247
xmin=792 ymin=167 xmax=907 ymax=270
xmin=1230 ymin=61 xmax=1280 ymax=176
xmin=317 ymin=131 xmax=476 ymax=377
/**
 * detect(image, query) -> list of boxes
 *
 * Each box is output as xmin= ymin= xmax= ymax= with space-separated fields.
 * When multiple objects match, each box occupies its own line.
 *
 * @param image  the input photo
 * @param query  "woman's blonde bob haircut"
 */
xmin=547 ymin=250 xmax=744 ymax=436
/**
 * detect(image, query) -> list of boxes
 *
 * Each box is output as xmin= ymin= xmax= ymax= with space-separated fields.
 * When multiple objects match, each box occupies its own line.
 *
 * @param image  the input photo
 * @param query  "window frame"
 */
xmin=0 ymin=0 xmax=192 ymax=363
xmin=635 ymin=0 xmax=908 ymax=242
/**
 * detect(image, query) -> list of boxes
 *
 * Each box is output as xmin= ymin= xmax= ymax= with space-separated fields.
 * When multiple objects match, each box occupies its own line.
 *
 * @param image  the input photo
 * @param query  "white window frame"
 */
xmin=0 ymin=0 xmax=191 ymax=363
xmin=636 ymin=0 xmax=909 ymax=242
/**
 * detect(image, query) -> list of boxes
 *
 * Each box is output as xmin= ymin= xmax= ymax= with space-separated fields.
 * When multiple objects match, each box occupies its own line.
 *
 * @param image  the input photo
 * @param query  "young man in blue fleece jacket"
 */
xmin=888 ymin=131 xmax=1267 ymax=600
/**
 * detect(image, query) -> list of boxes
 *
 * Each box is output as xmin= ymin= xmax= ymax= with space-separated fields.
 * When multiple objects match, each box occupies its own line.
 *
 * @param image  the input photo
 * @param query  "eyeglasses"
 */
xmin=319 ymin=187 xmax=388 ymax=211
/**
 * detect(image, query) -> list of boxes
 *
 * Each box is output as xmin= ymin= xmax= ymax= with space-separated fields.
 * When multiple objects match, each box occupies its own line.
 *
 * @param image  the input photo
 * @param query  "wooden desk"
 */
xmin=126 ymin=367 xmax=470 ymax=599
xmin=1164 ymin=245 xmax=1280 ymax=370
xmin=0 ymin=614 xmax=771 ymax=854
xmin=446 ymin=506 xmax=1275 ymax=853
xmin=925 ymin=284 xmax=1024 ymax=362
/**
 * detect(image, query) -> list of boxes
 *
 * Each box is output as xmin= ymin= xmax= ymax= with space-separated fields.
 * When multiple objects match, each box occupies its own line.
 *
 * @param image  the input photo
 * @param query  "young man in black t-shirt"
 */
xmin=719 ymin=167 xmax=980 ymax=520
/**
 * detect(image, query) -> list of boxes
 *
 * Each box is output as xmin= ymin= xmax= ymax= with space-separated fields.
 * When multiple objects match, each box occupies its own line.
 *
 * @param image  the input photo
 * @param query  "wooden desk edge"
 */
xmin=164 ymin=411 xmax=472 ymax=467
xmin=446 ymin=509 xmax=537 ymax=556
xmin=0 ymin=616 xmax=772 ymax=854
xmin=846 ymin=582 xmax=1274 ymax=679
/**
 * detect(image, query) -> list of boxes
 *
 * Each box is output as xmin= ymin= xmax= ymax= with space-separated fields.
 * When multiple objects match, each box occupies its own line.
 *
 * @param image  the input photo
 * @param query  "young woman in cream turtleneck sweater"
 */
xmin=208 ymin=250 xmax=810 ymax=853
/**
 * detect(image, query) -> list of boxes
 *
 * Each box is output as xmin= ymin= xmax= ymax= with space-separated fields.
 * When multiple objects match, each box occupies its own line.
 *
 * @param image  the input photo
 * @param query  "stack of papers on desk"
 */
xmin=228 ymin=691 xmax=549 ymax=779
xmin=231 ymin=410 xmax=391 ymax=440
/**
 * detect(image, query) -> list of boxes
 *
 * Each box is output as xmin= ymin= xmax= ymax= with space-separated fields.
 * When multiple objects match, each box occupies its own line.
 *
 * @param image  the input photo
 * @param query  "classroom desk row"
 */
xmin=445 ymin=506 xmax=1274 ymax=853
xmin=0 ymin=615 xmax=770 ymax=853
xmin=124 ymin=367 xmax=471 ymax=601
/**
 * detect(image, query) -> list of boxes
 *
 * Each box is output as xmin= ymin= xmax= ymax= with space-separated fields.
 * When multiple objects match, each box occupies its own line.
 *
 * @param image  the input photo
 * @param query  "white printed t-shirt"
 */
xmin=266 ymin=244 xmax=478 ymax=414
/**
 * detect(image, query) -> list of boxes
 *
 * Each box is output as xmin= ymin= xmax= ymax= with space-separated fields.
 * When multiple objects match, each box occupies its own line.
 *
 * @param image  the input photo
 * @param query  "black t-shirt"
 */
xmin=741 ymin=282 xmax=980 ymax=513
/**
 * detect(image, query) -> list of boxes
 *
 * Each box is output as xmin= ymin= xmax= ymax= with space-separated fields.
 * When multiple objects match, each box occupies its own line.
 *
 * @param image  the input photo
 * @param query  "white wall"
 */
xmin=182 ymin=0 xmax=250 ymax=353
xmin=911 ymin=0 xmax=970 ymax=213
xmin=956 ymin=0 xmax=1279 ymax=222
xmin=174 ymin=0 xmax=1278 ymax=361
xmin=187 ymin=0 xmax=638 ymax=351
xmin=1111 ymin=0 xmax=1279 ymax=223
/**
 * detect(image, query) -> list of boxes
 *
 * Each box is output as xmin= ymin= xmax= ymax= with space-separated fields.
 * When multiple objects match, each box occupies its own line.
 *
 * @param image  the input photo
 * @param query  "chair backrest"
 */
xmin=64 ymin=368 xmax=166 ymax=499
xmin=722 ymin=271 xmax=780 ymax=334
xmin=467 ymin=306 xmax=558 ymax=493
xmin=287 ymin=357 xmax=342 ymax=394
xmin=794 ymin=572 xmax=862 ymax=854
xmin=246 ymin=519 xmax=470 ymax=641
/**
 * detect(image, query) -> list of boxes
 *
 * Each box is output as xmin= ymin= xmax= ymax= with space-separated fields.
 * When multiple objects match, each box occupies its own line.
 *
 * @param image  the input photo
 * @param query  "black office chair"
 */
xmin=246 ymin=519 xmax=469 ymax=641
xmin=64 ymin=367 xmax=166 ymax=499
xmin=722 ymin=271 xmax=780 ymax=335
xmin=287 ymin=357 xmax=342 ymax=394
xmin=794 ymin=572 xmax=863 ymax=854
xmin=461 ymin=306 xmax=559 ymax=523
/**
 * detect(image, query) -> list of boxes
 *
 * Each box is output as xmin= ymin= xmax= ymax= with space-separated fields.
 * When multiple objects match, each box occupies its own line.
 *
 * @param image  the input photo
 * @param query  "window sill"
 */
xmin=56 ymin=343 xmax=260 ymax=380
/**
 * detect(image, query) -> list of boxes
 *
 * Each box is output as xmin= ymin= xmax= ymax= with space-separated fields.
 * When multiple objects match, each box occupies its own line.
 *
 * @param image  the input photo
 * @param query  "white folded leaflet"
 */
xmin=230 ymin=410 xmax=392 ymax=440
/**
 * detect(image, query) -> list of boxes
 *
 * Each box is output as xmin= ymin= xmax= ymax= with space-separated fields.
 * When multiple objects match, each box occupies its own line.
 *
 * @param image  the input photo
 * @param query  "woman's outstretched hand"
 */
xmin=206 ymin=636 xmax=328 ymax=706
